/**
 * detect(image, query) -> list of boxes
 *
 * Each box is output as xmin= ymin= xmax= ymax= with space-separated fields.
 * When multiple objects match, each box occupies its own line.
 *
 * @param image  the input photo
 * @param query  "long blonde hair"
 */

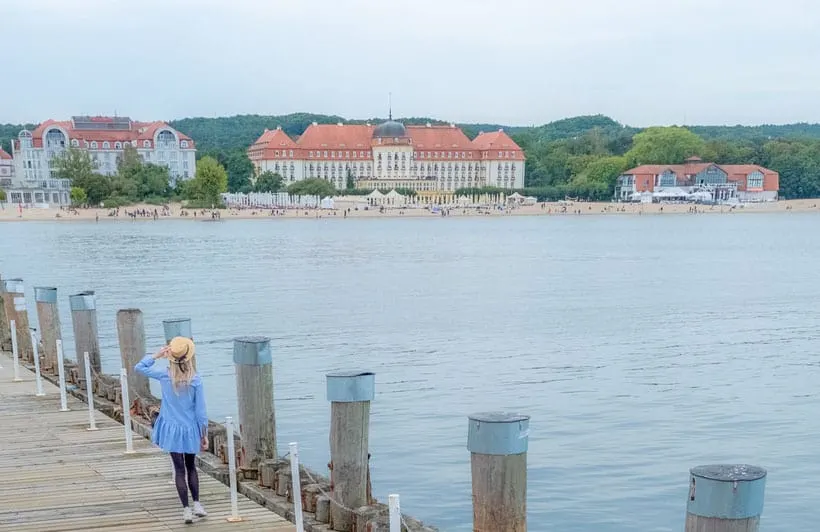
xmin=169 ymin=356 xmax=196 ymax=393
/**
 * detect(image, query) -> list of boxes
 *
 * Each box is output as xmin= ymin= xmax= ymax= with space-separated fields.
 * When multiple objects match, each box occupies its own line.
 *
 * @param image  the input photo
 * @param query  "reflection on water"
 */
xmin=2 ymin=213 xmax=818 ymax=530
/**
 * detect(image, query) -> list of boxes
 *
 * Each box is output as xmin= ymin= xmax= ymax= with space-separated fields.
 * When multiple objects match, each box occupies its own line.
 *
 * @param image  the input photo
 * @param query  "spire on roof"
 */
xmin=388 ymin=92 xmax=392 ymax=121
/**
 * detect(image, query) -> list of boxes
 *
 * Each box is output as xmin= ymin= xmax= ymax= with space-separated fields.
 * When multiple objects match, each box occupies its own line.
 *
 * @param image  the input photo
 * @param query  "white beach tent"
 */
xmin=320 ymin=197 xmax=335 ymax=209
xmin=456 ymin=195 xmax=471 ymax=205
xmin=506 ymin=192 xmax=525 ymax=205
xmin=687 ymin=190 xmax=713 ymax=202
xmin=367 ymin=189 xmax=385 ymax=205
xmin=653 ymin=187 xmax=689 ymax=199
xmin=385 ymin=189 xmax=406 ymax=205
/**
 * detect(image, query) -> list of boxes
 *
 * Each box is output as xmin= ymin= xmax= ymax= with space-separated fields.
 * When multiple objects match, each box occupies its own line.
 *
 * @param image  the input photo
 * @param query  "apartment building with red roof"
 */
xmin=247 ymin=117 xmax=525 ymax=193
xmin=616 ymin=156 xmax=779 ymax=203
xmin=6 ymin=116 xmax=196 ymax=206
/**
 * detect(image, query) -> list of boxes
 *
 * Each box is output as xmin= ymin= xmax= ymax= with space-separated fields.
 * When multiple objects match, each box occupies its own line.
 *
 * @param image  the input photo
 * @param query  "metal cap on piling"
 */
xmin=69 ymin=291 xmax=96 ymax=311
xmin=34 ymin=286 xmax=58 ymax=303
xmin=468 ymin=412 xmax=530 ymax=456
xmin=233 ymin=336 xmax=272 ymax=365
xmin=163 ymin=318 xmax=192 ymax=342
xmin=3 ymin=278 xmax=24 ymax=294
xmin=326 ymin=371 xmax=375 ymax=402
xmin=687 ymin=464 xmax=767 ymax=520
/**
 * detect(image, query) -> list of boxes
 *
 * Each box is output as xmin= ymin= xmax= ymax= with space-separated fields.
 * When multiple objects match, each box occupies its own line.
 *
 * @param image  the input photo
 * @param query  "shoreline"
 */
xmin=1 ymin=198 xmax=819 ymax=222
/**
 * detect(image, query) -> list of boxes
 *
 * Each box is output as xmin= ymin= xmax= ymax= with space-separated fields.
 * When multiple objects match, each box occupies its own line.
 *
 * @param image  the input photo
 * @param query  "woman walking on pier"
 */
xmin=136 ymin=337 xmax=209 ymax=524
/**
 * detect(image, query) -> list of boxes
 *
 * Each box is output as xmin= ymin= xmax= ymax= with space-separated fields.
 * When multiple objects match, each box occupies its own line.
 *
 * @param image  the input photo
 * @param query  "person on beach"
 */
xmin=135 ymin=337 xmax=208 ymax=524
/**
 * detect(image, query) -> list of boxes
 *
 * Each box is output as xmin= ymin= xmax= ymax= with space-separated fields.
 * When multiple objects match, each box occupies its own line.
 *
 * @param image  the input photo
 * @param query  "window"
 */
xmin=747 ymin=171 xmax=764 ymax=189
xmin=114 ymin=142 xmax=122 ymax=149
xmin=181 ymin=140 xmax=188 ymax=148
xmin=659 ymin=170 xmax=676 ymax=187
xmin=275 ymin=151 xmax=279 ymax=157
xmin=103 ymin=141 xmax=110 ymax=149
xmin=289 ymin=150 xmax=293 ymax=157
xmin=71 ymin=139 xmax=79 ymax=147
xmin=90 ymin=141 xmax=98 ymax=149
xmin=309 ymin=151 xmax=314 ymax=158
xmin=143 ymin=140 xmax=150 ymax=148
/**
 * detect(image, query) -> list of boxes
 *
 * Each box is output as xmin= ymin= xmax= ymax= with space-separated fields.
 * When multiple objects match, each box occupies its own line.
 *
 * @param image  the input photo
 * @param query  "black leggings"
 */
xmin=171 ymin=452 xmax=199 ymax=507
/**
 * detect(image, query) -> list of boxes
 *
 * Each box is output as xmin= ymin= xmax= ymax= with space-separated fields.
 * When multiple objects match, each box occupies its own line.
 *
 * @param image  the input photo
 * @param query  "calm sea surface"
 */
xmin=1 ymin=214 xmax=818 ymax=531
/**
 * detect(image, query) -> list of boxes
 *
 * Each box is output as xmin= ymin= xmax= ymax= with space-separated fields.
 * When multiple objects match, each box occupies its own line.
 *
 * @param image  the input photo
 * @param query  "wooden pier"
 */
xmin=0 ymin=353 xmax=295 ymax=532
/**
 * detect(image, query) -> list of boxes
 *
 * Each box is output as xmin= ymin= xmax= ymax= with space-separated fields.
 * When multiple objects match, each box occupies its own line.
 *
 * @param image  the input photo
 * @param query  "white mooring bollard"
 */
xmin=10 ymin=320 xmax=21 ymax=382
xmin=119 ymin=368 xmax=135 ymax=454
xmin=55 ymin=339 xmax=69 ymax=411
xmin=289 ymin=442 xmax=305 ymax=532
xmin=226 ymin=416 xmax=242 ymax=522
xmin=30 ymin=330 xmax=45 ymax=396
xmin=83 ymin=351 xmax=97 ymax=431
xmin=389 ymin=494 xmax=401 ymax=532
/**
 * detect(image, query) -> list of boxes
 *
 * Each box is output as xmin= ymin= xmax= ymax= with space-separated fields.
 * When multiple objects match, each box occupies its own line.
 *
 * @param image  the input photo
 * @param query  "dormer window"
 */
xmin=71 ymin=139 xmax=79 ymax=147
xmin=90 ymin=141 xmax=98 ymax=149
xmin=181 ymin=140 xmax=188 ymax=148
xmin=103 ymin=141 xmax=110 ymax=149
xmin=114 ymin=142 xmax=122 ymax=149
xmin=143 ymin=140 xmax=150 ymax=148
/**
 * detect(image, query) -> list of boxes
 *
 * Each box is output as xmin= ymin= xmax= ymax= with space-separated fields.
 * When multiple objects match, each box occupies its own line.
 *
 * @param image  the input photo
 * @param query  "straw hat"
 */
xmin=168 ymin=336 xmax=195 ymax=363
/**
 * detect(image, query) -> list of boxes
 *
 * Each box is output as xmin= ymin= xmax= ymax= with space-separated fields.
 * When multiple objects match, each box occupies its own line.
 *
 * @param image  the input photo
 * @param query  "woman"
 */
xmin=136 ymin=336 xmax=209 ymax=523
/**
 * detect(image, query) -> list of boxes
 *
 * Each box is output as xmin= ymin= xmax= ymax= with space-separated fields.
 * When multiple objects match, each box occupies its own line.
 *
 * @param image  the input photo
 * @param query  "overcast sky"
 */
xmin=3 ymin=0 xmax=820 ymax=127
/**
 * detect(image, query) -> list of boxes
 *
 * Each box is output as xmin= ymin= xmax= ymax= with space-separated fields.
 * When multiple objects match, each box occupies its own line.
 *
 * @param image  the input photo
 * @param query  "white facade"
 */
xmin=248 ymin=122 xmax=526 ymax=194
xmin=12 ymin=117 xmax=197 ymax=203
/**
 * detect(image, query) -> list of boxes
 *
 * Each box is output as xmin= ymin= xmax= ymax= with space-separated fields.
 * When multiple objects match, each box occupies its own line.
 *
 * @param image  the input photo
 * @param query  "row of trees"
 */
xmin=53 ymin=146 xmax=230 ymax=208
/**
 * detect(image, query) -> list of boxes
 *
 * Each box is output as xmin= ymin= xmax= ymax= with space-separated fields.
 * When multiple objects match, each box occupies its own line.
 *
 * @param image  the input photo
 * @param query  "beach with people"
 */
xmin=1 ymin=197 xmax=818 ymax=222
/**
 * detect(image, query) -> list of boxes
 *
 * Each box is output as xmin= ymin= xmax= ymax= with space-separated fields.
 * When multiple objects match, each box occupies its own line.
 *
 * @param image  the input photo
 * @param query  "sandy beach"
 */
xmin=1 ymin=198 xmax=819 ymax=222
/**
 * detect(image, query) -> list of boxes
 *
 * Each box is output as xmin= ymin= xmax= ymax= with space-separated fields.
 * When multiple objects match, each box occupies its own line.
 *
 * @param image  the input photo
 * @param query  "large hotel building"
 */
xmin=5 ymin=116 xmax=195 ymax=206
xmin=247 ymin=118 xmax=526 ymax=194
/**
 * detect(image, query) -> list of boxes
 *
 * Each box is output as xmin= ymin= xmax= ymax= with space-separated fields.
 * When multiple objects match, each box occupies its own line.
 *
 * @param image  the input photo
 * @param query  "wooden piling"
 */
xmin=3 ymin=278 xmax=33 ymax=362
xmin=0 ymin=274 xmax=10 ymax=352
xmin=685 ymin=464 xmax=766 ymax=532
xmin=69 ymin=291 xmax=101 ymax=386
xmin=162 ymin=318 xmax=192 ymax=342
xmin=233 ymin=336 xmax=277 ymax=476
xmin=116 ymin=309 xmax=151 ymax=401
xmin=467 ymin=412 xmax=530 ymax=532
xmin=34 ymin=287 xmax=61 ymax=373
xmin=326 ymin=371 xmax=375 ymax=532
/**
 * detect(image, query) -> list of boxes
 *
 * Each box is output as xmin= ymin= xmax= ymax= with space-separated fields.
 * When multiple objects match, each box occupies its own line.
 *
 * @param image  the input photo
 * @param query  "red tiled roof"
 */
xmin=471 ymin=130 xmax=522 ymax=151
xmin=29 ymin=117 xmax=193 ymax=147
xmin=407 ymin=125 xmax=473 ymax=150
xmin=0 ymin=148 xmax=11 ymax=160
xmin=297 ymin=124 xmax=374 ymax=149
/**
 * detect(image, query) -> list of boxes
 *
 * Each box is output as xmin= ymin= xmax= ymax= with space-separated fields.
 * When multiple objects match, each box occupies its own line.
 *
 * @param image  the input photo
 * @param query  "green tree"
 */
xmin=70 ymin=186 xmax=87 ymax=205
xmin=190 ymin=156 xmax=228 ymax=205
xmin=254 ymin=171 xmax=283 ymax=192
xmin=626 ymin=127 xmax=706 ymax=166
xmin=225 ymin=150 xmax=254 ymax=192
xmin=0 ymin=189 xmax=6 ymax=202
xmin=77 ymin=175 xmax=112 ymax=205
xmin=53 ymin=148 xmax=96 ymax=183
xmin=345 ymin=169 xmax=355 ymax=191
xmin=577 ymin=155 xmax=628 ymax=187
xmin=287 ymin=178 xmax=336 ymax=197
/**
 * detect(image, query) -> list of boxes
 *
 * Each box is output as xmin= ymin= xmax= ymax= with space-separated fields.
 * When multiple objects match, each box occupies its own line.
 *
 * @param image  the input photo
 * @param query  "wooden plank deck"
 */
xmin=0 ymin=354 xmax=295 ymax=531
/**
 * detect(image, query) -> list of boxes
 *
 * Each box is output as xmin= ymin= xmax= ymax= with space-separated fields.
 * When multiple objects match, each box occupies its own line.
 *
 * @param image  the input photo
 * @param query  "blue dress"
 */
xmin=135 ymin=355 xmax=208 ymax=454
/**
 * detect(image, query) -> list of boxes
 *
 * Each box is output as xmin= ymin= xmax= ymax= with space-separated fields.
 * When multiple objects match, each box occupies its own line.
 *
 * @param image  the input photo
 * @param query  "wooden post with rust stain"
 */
xmin=69 ymin=291 xmax=100 ymax=386
xmin=326 ymin=371 xmax=375 ymax=532
xmin=163 ymin=318 xmax=192 ymax=342
xmin=116 ymin=308 xmax=151 ymax=401
xmin=685 ymin=464 xmax=766 ymax=532
xmin=34 ymin=286 xmax=61 ymax=373
xmin=0 ymin=274 xmax=10 ymax=352
xmin=233 ymin=336 xmax=277 ymax=478
xmin=3 ymin=278 xmax=33 ymax=363
xmin=468 ymin=412 xmax=530 ymax=532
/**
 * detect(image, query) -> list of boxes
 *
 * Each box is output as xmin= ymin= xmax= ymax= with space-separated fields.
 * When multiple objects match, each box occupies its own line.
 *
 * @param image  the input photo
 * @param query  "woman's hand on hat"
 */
xmin=153 ymin=346 xmax=171 ymax=360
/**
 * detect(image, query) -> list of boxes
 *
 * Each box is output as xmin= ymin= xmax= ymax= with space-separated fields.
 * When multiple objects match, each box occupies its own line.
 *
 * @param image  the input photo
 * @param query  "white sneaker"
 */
xmin=182 ymin=507 xmax=193 ymax=524
xmin=193 ymin=501 xmax=207 ymax=517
